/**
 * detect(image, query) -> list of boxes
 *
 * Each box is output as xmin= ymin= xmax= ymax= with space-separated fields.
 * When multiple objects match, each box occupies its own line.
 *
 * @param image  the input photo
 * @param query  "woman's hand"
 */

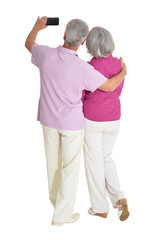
xmin=33 ymin=16 xmax=48 ymax=32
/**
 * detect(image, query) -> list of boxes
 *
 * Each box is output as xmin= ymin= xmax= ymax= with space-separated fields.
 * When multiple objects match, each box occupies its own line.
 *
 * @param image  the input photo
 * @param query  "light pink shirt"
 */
xmin=31 ymin=45 xmax=106 ymax=130
xmin=83 ymin=54 xmax=124 ymax=121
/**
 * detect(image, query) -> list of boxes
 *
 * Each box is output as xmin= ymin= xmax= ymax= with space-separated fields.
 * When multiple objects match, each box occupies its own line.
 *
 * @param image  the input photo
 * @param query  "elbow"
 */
xmin=105 ymin=84 xmax=116 ymax=92
xmin=25 ymin=40 xmax=28 ymax=49
xmin=108 ymin=86 xmax=116 ymax=92
xmin=99 ymin=80 xmax=116 ymax=92
xmin=25 ymin=41 xmax=32 ymax=53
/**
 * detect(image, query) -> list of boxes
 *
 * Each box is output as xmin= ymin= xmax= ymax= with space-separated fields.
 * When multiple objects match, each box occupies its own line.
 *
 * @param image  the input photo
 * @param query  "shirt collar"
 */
xmin=92 ymin=53 xmax=113 ymax=61
xmin=58 ymin=45 xmax=78 ymax=57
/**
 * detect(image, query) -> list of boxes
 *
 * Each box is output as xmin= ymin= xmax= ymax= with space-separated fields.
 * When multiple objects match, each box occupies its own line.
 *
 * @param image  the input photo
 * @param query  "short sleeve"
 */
xmin=82 ymin=63 xmax=106 ymax=92
xmin=31 ymin=44 xmax=49 ymax=68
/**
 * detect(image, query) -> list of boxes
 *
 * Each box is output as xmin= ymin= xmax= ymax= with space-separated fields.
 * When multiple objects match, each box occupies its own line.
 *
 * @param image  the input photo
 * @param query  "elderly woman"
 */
xmin=83 ymin=27 xmax=129 ymax=221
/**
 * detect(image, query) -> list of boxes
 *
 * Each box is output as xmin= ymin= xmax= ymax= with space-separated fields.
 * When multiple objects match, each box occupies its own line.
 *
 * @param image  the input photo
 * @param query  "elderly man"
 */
xmin=25 ymin=16 xmax=126 ymax=226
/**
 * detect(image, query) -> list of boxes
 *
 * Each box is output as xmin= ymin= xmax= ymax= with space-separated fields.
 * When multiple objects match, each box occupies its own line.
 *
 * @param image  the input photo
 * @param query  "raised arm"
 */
xmin=98 ymin=57 xmax=127 ymax=92
xmin=25 ymin=16 xmax=48 ymax=53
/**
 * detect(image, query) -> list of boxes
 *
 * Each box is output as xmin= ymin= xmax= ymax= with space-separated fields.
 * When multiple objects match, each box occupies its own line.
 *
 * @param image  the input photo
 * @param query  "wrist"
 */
xmin=32 ymin=26 xmax=40 ymax=33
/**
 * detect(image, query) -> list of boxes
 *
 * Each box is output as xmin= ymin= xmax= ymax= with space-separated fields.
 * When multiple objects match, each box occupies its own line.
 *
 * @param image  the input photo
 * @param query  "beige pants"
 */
xmin=42 ymin=125 xmax=84 ymax=222
xmin=84 ymin=119 xmax=124 ymax=213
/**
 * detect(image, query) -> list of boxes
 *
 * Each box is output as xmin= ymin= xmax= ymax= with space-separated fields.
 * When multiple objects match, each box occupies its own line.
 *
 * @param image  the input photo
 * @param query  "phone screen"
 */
xmin=46 ymin=18 xmax=59 ymax=26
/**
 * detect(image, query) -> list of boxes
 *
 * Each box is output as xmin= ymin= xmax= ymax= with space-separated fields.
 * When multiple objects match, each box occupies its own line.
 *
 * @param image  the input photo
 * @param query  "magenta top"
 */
xmin=31 ymin=45 xmax=106 ymax=130
xmin=83 ymin=54 xmax=124 ymax=121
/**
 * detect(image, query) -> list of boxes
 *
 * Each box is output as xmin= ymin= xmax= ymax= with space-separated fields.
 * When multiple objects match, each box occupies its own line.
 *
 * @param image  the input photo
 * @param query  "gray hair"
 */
xmin=86 ymin=27 xmax=115 ymax=58
xmin=65 ymin=19 xmax=89 ymax=47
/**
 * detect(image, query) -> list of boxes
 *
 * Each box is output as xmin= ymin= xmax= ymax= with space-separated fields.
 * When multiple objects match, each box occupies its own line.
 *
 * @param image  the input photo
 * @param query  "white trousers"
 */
xmin=83 ymin=119 xmax=124 ymax=213
xmin=42 ymin=125 xmax=84 ymax=222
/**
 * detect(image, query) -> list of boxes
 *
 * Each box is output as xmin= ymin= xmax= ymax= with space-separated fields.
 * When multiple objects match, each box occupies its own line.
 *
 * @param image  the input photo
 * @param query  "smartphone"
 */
xmin=46 ymin=18 xmax=59 ymax=26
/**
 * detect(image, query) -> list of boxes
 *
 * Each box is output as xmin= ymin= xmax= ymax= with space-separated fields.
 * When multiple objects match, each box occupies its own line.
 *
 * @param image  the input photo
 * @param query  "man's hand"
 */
xmin=25 ymin=16 xmax=48 ymax=53
xmin=120 ymin=57 xmax=127 ymax=76
xmin=33 ymin=16 xmax=48 ymax=32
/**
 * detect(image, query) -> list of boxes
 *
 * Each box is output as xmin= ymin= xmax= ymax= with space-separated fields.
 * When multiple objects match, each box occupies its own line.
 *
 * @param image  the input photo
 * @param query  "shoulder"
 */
xmin=110 ymin=55 xmax=121 ymax=70
xmin=88 ymin=57 xmax=101 ymax=66
xmin=32 ymin=44 xmax=56 ymax=54
xmin=77 ymin=58 xmax=95 ymax=72
xmin=87 ymin=57 xmax=106 ymax=75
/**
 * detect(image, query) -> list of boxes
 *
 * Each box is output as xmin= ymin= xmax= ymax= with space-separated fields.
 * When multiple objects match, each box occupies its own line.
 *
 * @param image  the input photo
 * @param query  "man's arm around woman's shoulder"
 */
xmin=98 ymin=57 xmax=127 ymax=92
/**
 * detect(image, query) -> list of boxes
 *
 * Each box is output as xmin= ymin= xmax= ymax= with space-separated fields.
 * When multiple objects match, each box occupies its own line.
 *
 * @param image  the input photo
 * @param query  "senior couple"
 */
xmin=25 ymin=16 xmax=129 ymax=226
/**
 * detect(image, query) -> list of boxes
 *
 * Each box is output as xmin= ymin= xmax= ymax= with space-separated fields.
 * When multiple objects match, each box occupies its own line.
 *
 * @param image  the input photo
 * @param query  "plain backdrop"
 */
xmin=0 ymin=0 xmax=160 ymax=239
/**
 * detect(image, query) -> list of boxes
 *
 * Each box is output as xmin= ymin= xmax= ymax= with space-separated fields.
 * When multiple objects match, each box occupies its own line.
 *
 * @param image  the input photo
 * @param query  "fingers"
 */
xmin=43 ymin=16 xmax=48 ymax=27
xmin=119 ymin=57 xmax=124 ymax=68
xmin=119 ymin=57 xmax=127 ymax=76
xmin=123 ymin=63 xmax=127 ymax=76
xmin=42 ymin=16 xmax=47 ymax=19
xmin=42 ymin=16 xmax=47 ymax=21
xmin=36 ymin=16 xmax=47 ymax=22
xmin=35 ymin=16 xmax=48 ymax=29
xmin=36 ymin=16 xmax=40 ymax=24
xmin=33 ymin=16 xmax=47 ymax=31
xmin=119 ymin=57 xmax=123 ymax=62
xmin=41 ymin=16 xmax=48 ymax=26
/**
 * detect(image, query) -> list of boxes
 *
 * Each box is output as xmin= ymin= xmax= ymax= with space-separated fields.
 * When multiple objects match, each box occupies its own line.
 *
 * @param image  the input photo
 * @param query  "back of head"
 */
xmin=86 ymin=27 xmax=115 ymax=58
xmin=65 ymin=19 xmax=89 ymax=48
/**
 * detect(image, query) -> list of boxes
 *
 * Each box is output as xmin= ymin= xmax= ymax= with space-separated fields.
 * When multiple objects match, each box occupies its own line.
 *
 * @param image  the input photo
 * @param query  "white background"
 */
xmin=0 ymin=0 xmax=160 ymax=239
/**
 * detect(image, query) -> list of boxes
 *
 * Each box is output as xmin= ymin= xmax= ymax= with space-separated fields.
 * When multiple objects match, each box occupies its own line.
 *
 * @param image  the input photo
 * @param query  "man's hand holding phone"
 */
xmin=25 ymin=16 xmax=59 ymax=53
xmin=33 ymin=16 xmax=48 ymax=32
xmin=25 ymin=16 xmax=48 ymax=53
